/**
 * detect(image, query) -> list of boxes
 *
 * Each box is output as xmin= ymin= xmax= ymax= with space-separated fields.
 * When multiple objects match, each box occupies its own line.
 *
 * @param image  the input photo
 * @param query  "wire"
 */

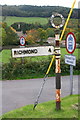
xmin=33 ymin=55 xmax=55 ymax=110
xmin=33 ymin=74 xmax=48 ymax=110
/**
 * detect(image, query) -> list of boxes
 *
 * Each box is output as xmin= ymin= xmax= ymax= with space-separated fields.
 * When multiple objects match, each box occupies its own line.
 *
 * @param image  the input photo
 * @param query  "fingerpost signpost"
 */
xmin=50 ymin=13 xmax=65 ymax=110
xmin=65 ymin=32 xmax=76 ymax=95
xmin=11 ymin=0 xmax=76 ymax=111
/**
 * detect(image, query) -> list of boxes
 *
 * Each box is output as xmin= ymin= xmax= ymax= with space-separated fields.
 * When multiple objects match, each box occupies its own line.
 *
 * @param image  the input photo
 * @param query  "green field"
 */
xmin=0 ymin=48 xmax=79 ymax=64
xmin=1 ymin=95 xmax=79 ymax=119
xmin=0 ymin=16 xmax=49 ymax=26
xmin=0 ymin=16 xmax=78 ymax=28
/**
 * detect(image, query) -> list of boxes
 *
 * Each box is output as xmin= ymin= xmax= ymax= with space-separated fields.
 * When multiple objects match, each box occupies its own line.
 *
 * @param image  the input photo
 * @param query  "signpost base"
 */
xmin=56 ymin=102 xmax=61 ymax=110
xmin=56 ymin=89 xmax=61 ymax=110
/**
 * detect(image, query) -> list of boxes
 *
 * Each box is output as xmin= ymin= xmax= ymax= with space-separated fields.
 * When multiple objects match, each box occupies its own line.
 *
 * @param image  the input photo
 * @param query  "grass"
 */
xmin=61 ymin=48 xmax=79 ymax=59
xmin=0 ymin=16 xmax=49 ymax=26
xmin=0 ymin=48 xmax=79 ymax=64
xmin=0 ymin=16 xmax=78 ymax=28
xmin=0 ymin=49 xmax=11 ymax=63
xmin=1 ymin=95 xmax=79 ymax=119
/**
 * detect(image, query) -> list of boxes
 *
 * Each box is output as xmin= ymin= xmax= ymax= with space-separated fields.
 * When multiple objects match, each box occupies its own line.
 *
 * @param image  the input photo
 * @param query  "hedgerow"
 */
xmin=2 ymin=58 xmax=80 ymax=80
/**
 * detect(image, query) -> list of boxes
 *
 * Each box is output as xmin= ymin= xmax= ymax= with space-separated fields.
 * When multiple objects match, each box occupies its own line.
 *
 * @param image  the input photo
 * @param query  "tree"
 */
xmin=38 ymin=28 xmax=48 ymax=45
xmin=5 ymin=27 xmax=19 ymax=45
xmin=75 ymin=32 xmax=80 ymax=44
xmin=25 ymin=29 xmax=39 ymax=45
xmin=62 ymin=28 xmax=76 ymax=40
xmin=2 ymin=22 xmax=19 ymax=46
xmin=2 ymin=5 xmax=78 ymax=18
xmin=46 ymin=28 xmax=55 ymax=37
xmin=1 ymin=28 xmax=7 ymax=46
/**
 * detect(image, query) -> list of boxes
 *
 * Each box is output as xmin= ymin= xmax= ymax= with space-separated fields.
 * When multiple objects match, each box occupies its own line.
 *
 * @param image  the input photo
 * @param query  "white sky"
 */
xmin=0 ymin=0 xmax=79 ymax=8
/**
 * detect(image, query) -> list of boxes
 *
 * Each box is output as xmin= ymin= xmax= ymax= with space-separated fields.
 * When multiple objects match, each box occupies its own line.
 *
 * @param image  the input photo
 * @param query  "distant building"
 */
xmin=16 ymin=31 xmax=26 ymax=38
xmin=47 ymin=37 xmax=55 ymax=45
xmin=47 ymin=38 xmax=66 ymax=47
xmin=61 ymin=40 xmax=66 ymax=47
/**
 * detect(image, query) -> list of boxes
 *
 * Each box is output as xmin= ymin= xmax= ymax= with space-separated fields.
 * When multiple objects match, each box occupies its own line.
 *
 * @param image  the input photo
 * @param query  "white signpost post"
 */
xmin=65 ymin=32 xmax=76 ymax=95
xmin=12 ymin=46 xmax=54 ymax=58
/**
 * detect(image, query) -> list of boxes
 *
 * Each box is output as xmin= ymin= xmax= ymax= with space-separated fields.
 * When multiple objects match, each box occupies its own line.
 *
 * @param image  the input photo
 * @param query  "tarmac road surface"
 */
xmin=0 ymin=75 xmax=79 ymax=115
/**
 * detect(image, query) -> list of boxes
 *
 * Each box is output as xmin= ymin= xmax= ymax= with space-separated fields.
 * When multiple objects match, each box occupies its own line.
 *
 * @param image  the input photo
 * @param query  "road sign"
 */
xmin=65 ymin=54 xmax=76 ymax=66
xmin=66 ymin=32 xmax=76 ymax=54
xmin=20 ymin=36 xmax=25 ymax=46
xmin=65 ymin=54 xmax=76 ymax=95
xmin=12 ymin=46 xmax=54 ymax=58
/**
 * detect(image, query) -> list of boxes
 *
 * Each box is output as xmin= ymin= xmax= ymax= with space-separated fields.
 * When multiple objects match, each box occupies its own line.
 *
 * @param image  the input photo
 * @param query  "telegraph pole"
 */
xmin=50 ymin=13 xmax=65 ymax=110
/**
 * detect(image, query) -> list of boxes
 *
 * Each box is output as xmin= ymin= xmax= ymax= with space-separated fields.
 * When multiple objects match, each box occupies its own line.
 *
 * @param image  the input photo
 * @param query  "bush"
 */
xmin=2 ymin=58 xmax=80 ymax=80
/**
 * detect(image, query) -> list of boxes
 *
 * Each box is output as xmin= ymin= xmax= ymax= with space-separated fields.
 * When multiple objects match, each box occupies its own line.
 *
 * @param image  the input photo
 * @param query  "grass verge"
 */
xmin=1 ymin=95 xmax=79 ymax=119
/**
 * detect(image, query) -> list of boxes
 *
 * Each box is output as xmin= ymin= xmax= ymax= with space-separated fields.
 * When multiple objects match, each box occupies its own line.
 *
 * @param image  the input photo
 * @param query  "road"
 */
xmin=0 ymin=75 xmax=79 ymax=115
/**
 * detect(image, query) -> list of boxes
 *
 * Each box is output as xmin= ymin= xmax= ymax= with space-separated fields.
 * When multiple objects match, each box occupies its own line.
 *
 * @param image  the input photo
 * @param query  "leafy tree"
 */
xmin=11 ymin=22 xmax=43 ymax=34
xmin=5 ymin=27 xmax=19 ymax=45
xmin=62 ymin=28 xmax=76 ymax=40
xmin=2 ymin=22 xmax=7 ymax=28
xmin=1 ymin=28 xmax=7 ymax=46
xmin=2 ymin=5 xmax=78 ymax=18
xmin=2 ymin=22 xmax=19 ymax=46
xmin=75 ymin=32 xmax=80 ymax=44
xmin=38 ymin=28 xmax=48 ymax=45
xmin=25 ymin=29 xmax=39 ymax=44
xmin=46 ymin=28 xmax=55 ymax=37
xmin=0 ymin=28 xmax=2 ymax=46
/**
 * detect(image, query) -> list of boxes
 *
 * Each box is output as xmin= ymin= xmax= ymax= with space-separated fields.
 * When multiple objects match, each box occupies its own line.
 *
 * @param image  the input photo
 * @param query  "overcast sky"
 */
xmin=1 ymin=0 xmax=79 ymax=8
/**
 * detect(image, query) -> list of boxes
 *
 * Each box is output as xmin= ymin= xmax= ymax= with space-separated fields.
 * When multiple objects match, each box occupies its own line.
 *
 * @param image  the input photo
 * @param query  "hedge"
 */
xmin=2 ymin=58 xmax=80 ymax=80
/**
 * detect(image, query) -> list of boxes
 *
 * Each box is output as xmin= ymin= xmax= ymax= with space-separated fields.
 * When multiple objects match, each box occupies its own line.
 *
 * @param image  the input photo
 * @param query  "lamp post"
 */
xmin=50 ymin=13 xmax=65 ymax=110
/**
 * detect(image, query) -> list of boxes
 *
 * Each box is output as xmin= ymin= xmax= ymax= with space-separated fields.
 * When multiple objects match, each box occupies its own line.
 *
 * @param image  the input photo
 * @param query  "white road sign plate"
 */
xmin=65 ymin=55 xmax=76 ymax=66
xmin=20 ymin=36 xmax=25 ymax=46
xmin=12 ymin=46 xmax=54 ymax=58
xmin=66 ymin=32 xmax=76 ymax=54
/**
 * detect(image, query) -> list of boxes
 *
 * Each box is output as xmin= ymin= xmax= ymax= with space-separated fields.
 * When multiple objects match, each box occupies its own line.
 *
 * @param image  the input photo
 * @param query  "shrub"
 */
xmin=2 ymin=58 xmax=80 ymax=80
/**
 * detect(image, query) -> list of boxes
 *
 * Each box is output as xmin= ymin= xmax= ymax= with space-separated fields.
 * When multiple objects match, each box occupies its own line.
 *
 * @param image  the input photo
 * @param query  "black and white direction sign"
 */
xmin=12 ymin=46 xmax=54 ymax=58
xmin=65 ymin=55 xmax=76 ymax=66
